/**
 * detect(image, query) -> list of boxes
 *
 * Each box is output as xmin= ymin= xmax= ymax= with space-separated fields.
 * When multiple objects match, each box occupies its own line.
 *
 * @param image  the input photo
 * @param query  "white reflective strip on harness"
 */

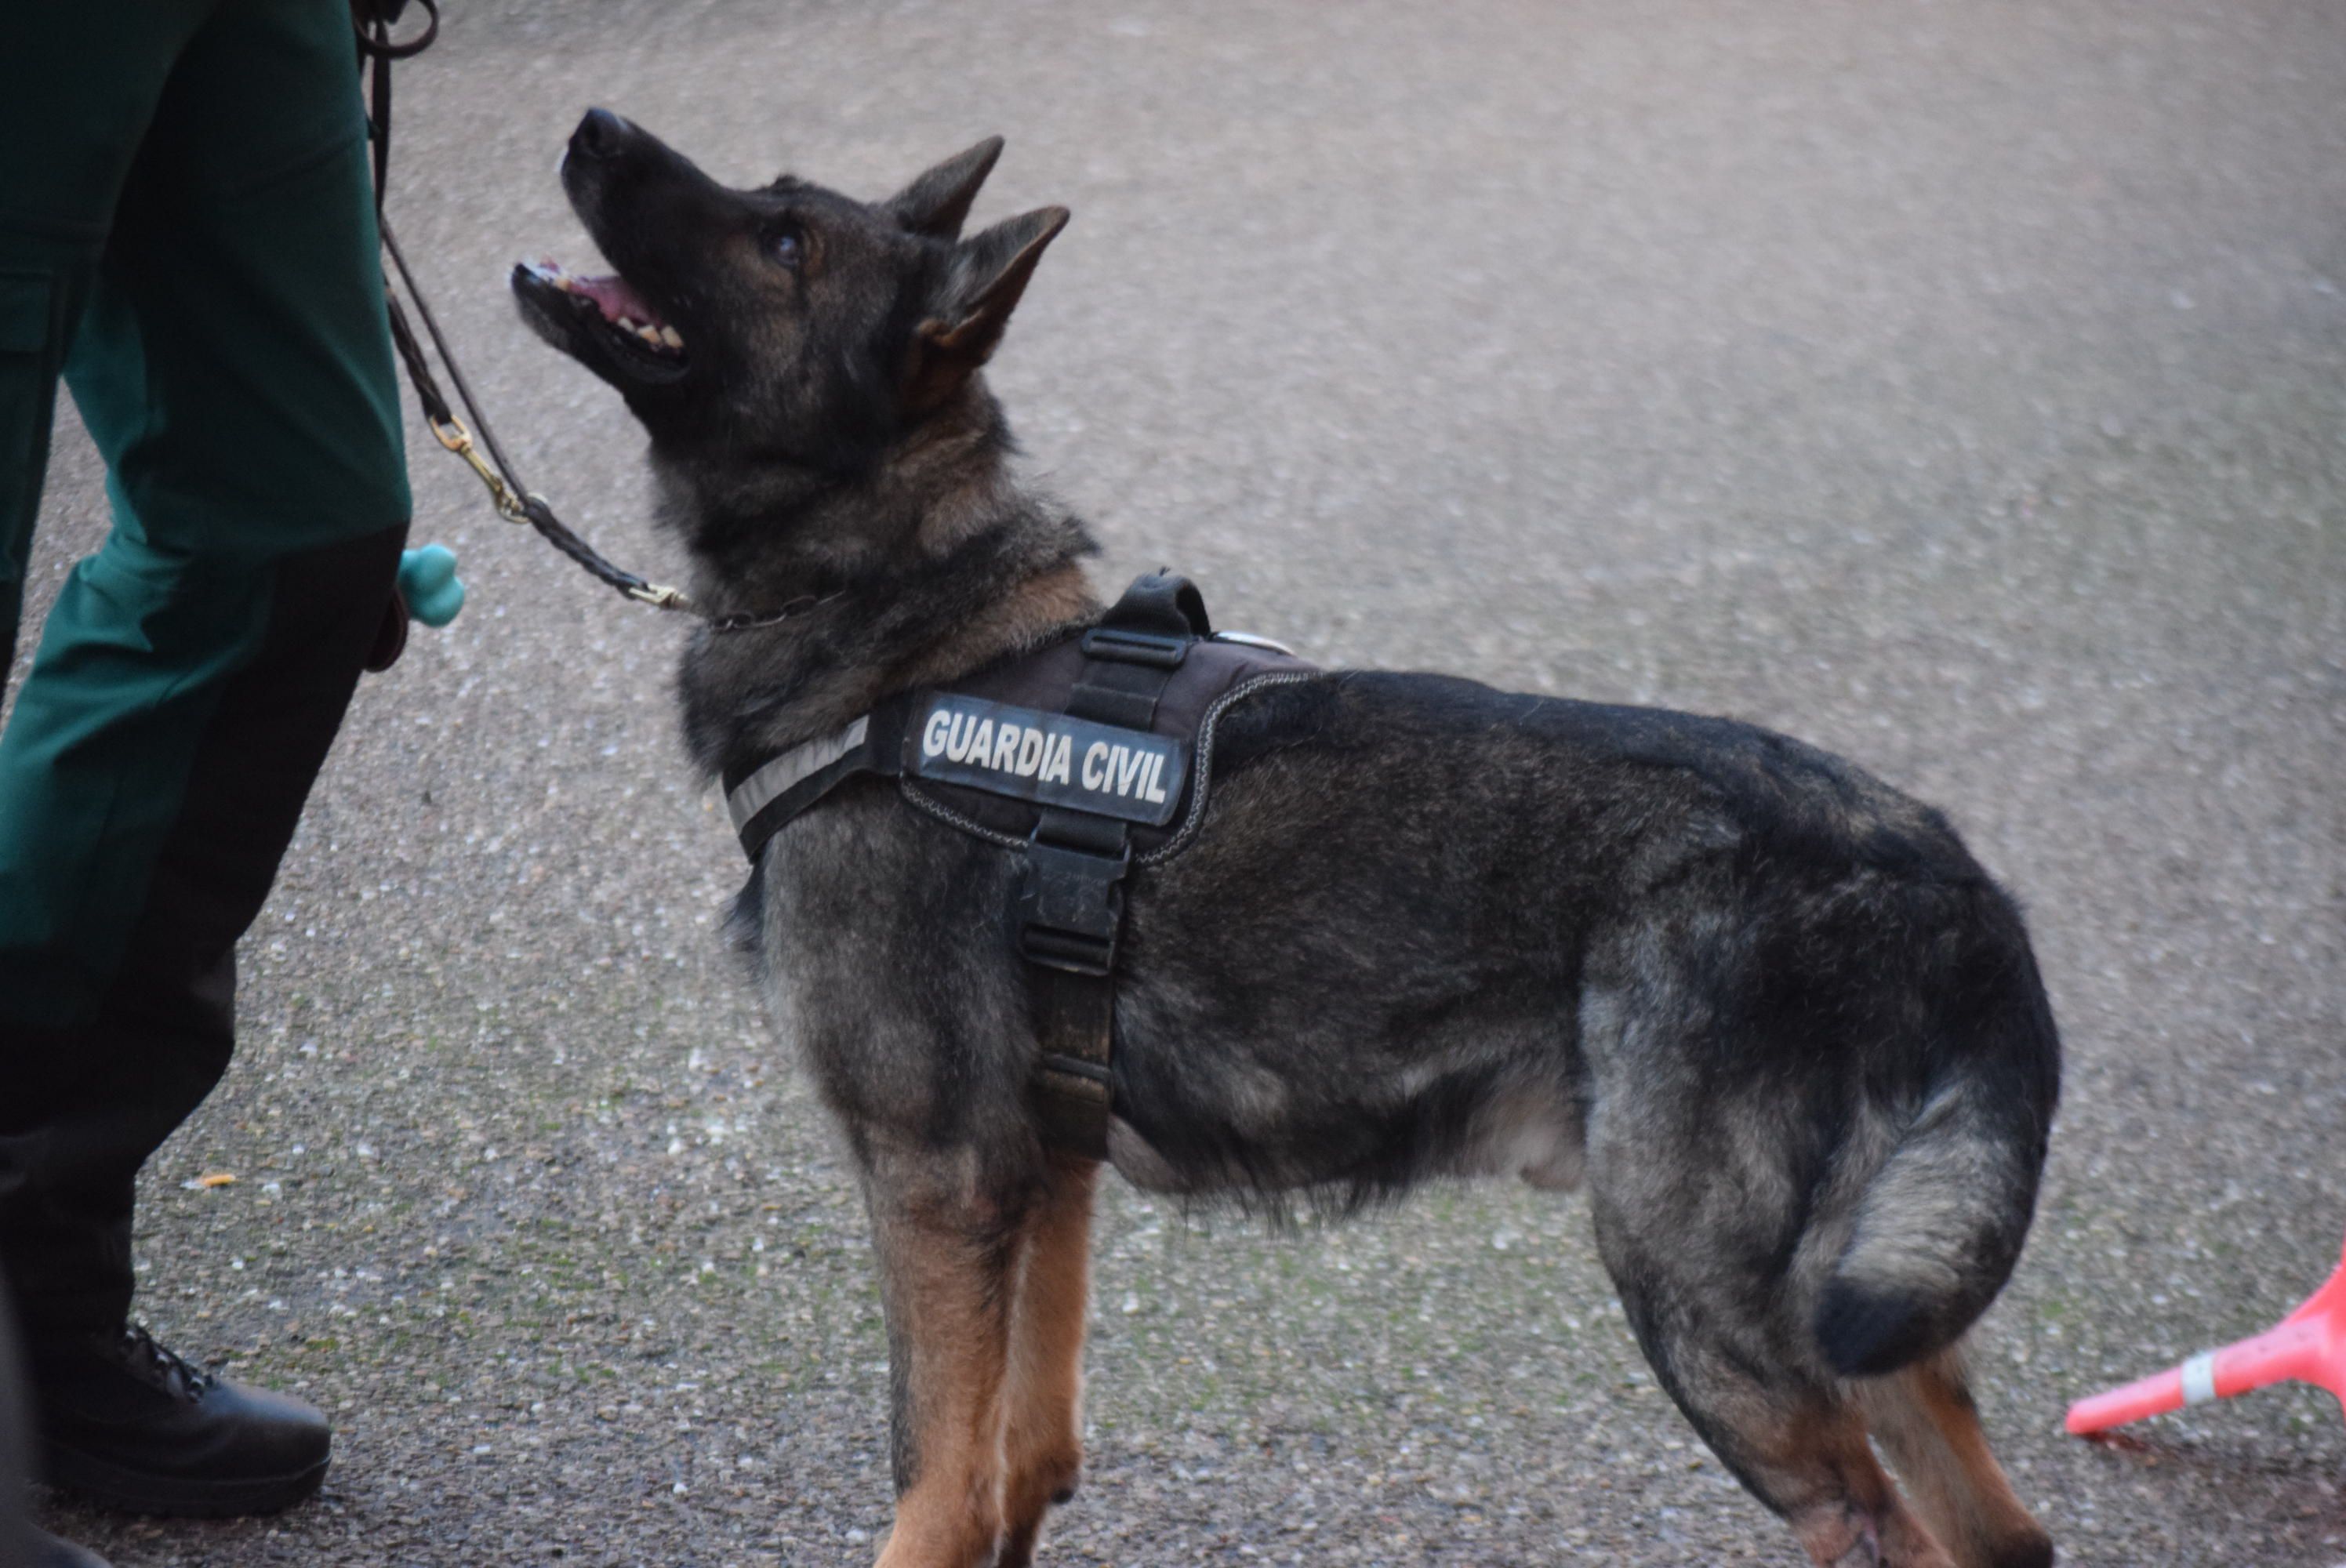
xmin=725 ymin=715 xmax=870 ymax=837
xmin=2179 ymin=1351 xmax=2219 ymax=1406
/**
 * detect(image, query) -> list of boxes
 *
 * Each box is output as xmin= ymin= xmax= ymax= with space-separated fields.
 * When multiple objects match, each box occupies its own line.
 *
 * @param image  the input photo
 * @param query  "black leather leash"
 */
xmin=353 ymin=2 xmax=753 ymax=621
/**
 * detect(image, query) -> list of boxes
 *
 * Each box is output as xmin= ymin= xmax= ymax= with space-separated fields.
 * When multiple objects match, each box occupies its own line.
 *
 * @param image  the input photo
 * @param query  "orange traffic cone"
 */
xmin=2066 ymin=1229 xmax=2346 ymax=1435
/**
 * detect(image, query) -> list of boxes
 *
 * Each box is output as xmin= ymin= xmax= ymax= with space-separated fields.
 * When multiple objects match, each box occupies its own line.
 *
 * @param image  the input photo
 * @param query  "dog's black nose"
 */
xmin=572 ymin=107 xmax=631 ymax=162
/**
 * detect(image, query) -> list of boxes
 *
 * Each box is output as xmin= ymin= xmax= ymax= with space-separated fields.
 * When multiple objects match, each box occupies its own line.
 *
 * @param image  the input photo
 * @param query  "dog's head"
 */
xmin=513 ymin=111 xmax=1066 ymax=470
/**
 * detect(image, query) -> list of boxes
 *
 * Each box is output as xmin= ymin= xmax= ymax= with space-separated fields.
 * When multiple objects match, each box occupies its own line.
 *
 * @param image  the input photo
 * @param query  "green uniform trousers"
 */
xmin=0 ymin=0 xmax=410 ymax=1334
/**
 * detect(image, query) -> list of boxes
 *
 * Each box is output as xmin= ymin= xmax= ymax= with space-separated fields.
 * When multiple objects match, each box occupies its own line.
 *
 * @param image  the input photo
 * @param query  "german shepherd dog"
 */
xmin=513 ymin=110 xmax=2061 ymax=1568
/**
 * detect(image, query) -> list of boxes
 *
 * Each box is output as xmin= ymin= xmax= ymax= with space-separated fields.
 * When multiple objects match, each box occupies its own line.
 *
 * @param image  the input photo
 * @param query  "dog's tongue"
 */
xmin=572 ymin=273 xmax=665 ymax=329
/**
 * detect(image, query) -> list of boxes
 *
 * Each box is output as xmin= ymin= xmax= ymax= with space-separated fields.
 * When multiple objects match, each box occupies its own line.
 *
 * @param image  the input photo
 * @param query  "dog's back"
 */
xmin=1117 ymin=672 xmax=2055 ymax=1198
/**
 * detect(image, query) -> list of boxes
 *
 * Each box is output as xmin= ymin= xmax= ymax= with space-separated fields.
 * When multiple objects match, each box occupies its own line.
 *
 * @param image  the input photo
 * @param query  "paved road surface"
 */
xmin=10 ymin=1 xmax=2343 ymax=1563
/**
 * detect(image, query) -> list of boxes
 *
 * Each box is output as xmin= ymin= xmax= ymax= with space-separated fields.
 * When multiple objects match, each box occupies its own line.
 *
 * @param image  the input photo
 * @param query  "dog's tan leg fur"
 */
xmin=865 ymin=1153 xmax=1018 ymax=1568
xmin=1775 ymin=1414 xmax=1956 ymax=1568
xmin=993 ymin=1154 xmax=1099 ymax=1568
xmin=1858 ymin=1353 xmax=2054 ymax=1568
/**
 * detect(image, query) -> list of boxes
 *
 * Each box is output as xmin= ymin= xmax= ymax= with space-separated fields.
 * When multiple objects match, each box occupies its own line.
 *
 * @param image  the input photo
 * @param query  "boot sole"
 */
xmin=40 ymin=1443 xmax=329 ymax=1518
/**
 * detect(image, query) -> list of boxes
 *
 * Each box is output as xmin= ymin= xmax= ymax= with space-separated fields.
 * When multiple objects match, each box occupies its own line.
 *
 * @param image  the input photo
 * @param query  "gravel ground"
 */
xmin=9 ymin=1 xmax=2344 ymax=1563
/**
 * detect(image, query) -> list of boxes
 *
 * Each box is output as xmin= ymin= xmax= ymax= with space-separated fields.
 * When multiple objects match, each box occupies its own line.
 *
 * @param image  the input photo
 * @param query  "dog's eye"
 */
xmin=768 ymin=229 xmax=804 ymax=270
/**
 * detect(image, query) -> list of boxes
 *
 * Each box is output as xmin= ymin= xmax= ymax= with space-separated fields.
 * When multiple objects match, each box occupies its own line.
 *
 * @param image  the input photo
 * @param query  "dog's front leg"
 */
xmin=995 ymin=1152 xmax=1099 ymax=1568
xmin=862 ymin=1140 xmax=1021 ymax=1568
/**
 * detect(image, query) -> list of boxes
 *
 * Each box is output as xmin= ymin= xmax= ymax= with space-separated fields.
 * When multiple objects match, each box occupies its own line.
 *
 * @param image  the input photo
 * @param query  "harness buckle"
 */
xmin=1080 ymin=626 xmax=1191 ymax=669
xmin=1017 ymin=837 xmax=1131 ymax=977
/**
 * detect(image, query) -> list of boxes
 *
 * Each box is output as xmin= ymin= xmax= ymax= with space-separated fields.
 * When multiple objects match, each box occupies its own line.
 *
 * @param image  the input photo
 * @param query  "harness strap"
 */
xmin=1019 ymin=572 xmax=1209 ymax=1159
xmin=725 ymin=698 xmax=910 ymax=860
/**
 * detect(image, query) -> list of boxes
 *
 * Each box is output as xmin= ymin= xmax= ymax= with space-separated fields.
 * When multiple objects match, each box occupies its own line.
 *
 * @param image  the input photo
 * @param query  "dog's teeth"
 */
xmin=615 ymin=316 xmax=638 ymax=332
xmin=659 ymin=325 xmax=685 ymax=349
xmin=636 ymin=325 xmax=663 ymax=345
xmin=553 ymin=274 xmax=575 ymax=292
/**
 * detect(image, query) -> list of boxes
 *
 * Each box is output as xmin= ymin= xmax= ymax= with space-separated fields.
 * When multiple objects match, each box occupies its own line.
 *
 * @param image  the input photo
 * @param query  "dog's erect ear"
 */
xmin=885 ymin=136 xmax=1006 ymax=241
xmin=906 ymin=205 xmax=1070 ymax=406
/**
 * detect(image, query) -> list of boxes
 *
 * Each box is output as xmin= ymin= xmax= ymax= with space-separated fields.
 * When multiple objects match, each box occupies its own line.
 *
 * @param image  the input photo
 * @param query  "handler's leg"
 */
xmin=11 ymin=527 xmax=400 ymax=1519
xmin=0 ymin=0 xmax=209 ymax=682
xmin=0 ymin=257 xmax=84 ymax=688
xmin=0 ymin=0 xmax=408 ymax=1028
xmin=0 ymin=0 xmax=408 ymax=1516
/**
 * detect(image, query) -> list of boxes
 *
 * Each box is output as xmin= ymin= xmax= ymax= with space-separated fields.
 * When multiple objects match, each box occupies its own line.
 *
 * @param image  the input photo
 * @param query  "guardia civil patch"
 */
xmin=905 ymin=693 xmax=1187 ymax=826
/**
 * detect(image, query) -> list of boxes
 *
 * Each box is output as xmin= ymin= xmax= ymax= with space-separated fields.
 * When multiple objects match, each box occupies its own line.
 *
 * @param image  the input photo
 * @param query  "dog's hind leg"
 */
xmin=1585 ymin=1142 xmax=1957 ymax=1565
xmin=861 ymin=1138 xmax=1021 ymax=1568
xmin=994 ymin=1152 xmax=1100 ymax=1568
xmin=1602 ymin=1297 xmax=1956 ymax=1568
xmin=1856 ymin=1352 xmax=2053 ymax=1568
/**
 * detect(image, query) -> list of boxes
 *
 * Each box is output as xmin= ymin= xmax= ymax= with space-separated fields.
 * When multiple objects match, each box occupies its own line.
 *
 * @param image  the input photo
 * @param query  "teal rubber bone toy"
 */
xmin=398 ymin=544 xmax=465 ymax=626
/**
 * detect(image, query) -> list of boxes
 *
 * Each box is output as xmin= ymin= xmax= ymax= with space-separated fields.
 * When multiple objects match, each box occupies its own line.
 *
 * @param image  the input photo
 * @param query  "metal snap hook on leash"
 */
xmin=427 ymin=415 xmax=528 ymax=524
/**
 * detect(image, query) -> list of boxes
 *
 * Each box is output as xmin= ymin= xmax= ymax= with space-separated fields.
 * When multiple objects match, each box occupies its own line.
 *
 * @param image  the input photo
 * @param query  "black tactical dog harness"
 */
xmin=721 ymin=575 xmax=1317 ymax=1159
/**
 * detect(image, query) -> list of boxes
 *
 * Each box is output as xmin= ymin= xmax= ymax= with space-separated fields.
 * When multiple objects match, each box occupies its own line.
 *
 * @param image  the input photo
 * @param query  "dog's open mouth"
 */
xmin=511 ymin=257 xmax=689 ymax=383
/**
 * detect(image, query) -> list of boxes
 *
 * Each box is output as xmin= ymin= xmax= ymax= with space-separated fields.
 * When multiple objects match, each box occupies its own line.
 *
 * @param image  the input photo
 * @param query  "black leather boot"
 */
xmin=30 ymin=1326 xmax=329 ymax=1517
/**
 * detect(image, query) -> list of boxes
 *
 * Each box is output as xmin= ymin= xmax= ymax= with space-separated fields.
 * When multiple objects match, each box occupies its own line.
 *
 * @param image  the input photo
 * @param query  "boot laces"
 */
xmin=119 ymin=1323 xmax=216 ymax=1402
